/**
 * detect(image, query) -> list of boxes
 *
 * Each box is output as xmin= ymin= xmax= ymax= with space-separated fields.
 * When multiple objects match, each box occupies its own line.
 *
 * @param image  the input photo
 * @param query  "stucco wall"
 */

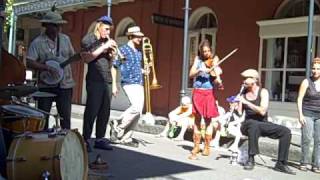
xmin=62 ymin=0 xmax=284 ymax=115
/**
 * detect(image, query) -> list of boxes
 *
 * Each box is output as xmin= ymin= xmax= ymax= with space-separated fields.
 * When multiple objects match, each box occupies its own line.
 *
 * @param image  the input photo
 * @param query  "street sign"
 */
xmin=151 ymin=13 xmax=184 ymax=28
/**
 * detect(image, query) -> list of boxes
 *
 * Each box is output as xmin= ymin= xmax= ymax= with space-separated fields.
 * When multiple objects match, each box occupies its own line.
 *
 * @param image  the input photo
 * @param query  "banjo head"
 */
xmin=40 ymin=60 xmax=64 ymax=85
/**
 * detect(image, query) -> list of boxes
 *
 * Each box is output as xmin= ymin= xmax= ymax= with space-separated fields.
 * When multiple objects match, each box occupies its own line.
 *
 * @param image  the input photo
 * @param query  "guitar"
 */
xmin=39 ymin=53 xmax=81 ymax=85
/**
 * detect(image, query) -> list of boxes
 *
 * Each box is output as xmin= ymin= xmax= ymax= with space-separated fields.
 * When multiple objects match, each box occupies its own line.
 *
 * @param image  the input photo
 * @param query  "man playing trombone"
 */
xmin=80 ymin=15 xmax=118 ymax=152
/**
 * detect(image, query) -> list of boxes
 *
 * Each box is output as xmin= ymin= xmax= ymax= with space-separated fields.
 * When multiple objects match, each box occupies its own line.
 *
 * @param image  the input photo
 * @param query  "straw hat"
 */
xmin=241 ymin=69 xmax=259 ymax=79
xmin=126 ymin=26 xmax=144 ymax=37
xmin=40 ymin=11 xmax=67 ymax=24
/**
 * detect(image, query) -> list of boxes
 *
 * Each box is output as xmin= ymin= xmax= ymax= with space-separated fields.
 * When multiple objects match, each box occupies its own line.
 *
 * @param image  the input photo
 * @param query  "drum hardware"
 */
xmin=41 ymin=171 xmax=50 ymax=180
xmin=89 ymin=154 xmax=108 ymax=170
xmin=40 ymin=155 xmax=61 ymax=161
xmin=1 ymin=115 xmax=25 ymax=120
xmin=29 ymin=91 xmax=57 ymax=98
xmin=0 ymin=84 xmax=38 ymax=99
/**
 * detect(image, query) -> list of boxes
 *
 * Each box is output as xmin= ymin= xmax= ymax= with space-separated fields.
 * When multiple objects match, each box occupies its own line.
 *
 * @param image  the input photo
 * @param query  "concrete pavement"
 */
xmin=48 ymin=104 xmax=318 ymax=179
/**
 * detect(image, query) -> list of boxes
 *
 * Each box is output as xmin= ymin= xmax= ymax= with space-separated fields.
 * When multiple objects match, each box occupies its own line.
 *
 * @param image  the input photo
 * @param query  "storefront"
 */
xmin=10 ymin=0 xmax=320 ymax=119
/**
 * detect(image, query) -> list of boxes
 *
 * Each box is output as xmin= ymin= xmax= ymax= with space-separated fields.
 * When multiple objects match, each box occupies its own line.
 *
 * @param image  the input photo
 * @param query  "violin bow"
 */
xmin=209 ymin=48 xmax=238 ymax=71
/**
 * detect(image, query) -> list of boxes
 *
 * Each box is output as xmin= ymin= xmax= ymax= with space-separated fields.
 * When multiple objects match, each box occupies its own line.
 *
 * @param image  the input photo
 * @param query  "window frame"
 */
xmin=257 ymin=16 xmax=320 ymax=103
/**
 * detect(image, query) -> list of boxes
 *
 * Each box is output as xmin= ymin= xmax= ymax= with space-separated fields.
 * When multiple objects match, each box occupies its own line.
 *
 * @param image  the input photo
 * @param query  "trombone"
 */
xmin=142 ymin=37 xmax=161 ymax=114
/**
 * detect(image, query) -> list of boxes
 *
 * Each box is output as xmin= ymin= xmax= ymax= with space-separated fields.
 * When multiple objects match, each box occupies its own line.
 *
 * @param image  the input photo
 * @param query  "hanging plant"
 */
xmin=4 ymin=0 xmax=15 ymax=32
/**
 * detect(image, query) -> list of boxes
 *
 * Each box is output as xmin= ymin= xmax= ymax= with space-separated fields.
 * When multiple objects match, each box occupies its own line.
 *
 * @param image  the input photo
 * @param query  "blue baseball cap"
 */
xmin=97 ymin=15 xmax=113 ymax=25
xmin=226 ymin=96 xmax=239 ymax=103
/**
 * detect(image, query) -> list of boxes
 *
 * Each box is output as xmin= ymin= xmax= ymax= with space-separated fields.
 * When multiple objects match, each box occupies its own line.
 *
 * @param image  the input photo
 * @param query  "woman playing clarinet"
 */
xmin=188 ymin=39 xmax=223 ymax=160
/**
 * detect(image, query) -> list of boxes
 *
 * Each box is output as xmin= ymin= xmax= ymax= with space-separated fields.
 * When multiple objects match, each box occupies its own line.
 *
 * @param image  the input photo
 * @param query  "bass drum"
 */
xmin=6 ymin=130 xmax=88 ymax=180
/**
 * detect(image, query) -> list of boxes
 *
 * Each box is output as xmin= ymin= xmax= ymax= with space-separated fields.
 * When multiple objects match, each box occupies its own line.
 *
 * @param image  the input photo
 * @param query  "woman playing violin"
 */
xmin=189 ymin=39 xmax=223 ymax=160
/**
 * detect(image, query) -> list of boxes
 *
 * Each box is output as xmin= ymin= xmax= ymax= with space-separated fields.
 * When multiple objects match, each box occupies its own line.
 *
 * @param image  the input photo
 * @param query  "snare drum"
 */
xmin=6 ymin=130 xmax=88 ymax=180
xmin=0 ymin=104 xmax=45 ymax=133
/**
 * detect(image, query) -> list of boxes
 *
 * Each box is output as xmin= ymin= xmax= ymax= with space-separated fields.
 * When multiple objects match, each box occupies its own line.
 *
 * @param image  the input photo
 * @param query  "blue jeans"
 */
xmin=301 ymin=116 xmax=320 ymax=168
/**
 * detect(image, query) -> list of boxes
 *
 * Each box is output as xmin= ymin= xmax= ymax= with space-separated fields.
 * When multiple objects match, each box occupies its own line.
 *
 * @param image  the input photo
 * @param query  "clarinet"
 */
xmin=224 ymin=84 xmax=245 ymax=128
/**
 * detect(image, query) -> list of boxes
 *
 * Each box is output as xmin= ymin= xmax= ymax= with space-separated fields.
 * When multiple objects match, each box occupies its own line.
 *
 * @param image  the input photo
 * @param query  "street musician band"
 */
xmin=5 ymin=7 xmax=320 ymax=179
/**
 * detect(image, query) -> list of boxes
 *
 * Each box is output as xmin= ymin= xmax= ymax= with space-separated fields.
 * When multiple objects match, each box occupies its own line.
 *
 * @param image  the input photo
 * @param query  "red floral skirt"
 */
xmin=192 ymin=89 xmax=219 ymax=120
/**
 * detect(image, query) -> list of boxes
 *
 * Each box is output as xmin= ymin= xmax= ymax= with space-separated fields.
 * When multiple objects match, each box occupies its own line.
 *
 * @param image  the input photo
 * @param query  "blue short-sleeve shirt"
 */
xmin=113 ymin=44 xmax=143 ymax=85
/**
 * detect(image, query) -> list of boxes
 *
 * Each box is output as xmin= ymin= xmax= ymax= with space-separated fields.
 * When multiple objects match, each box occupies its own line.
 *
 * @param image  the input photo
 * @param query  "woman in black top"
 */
xmin=239 ymin=69 xmax=295 ymax=175
xmin=297 ymin=58 xmax=320 ymax=173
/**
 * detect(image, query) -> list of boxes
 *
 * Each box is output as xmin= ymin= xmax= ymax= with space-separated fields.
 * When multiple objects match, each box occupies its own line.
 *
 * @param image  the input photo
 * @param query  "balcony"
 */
xmin=13 ymin=0 xmax=134 ymax=15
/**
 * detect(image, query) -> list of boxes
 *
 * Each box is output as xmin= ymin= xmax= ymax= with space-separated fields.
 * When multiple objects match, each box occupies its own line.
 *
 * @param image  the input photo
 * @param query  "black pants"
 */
xmin=83 ymin=81 xmax=112 ymax=140
xmin=241 ymin=119 xmax=291 ymax=163
xmin=37 ymin=87 xmax=73 ymax=129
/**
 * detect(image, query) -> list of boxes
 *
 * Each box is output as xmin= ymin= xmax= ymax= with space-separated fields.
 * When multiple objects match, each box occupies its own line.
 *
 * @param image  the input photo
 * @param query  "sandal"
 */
xmin=311 ymin=167 xmax=320 ymax=173
xmin=299 ymin=164 xmax=307 ymax=171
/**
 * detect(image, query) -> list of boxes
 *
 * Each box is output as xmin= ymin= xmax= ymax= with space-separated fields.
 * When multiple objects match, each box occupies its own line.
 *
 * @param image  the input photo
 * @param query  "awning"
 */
xmin=13 ymin=0 xmax=134 ymax=16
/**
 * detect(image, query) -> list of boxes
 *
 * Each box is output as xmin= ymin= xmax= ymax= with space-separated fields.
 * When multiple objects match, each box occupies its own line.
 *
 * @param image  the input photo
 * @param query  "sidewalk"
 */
xmin=50 ymin=104 xmax=303 ymax=163
xmin=50 ymin=103 xmax=168 ymax=136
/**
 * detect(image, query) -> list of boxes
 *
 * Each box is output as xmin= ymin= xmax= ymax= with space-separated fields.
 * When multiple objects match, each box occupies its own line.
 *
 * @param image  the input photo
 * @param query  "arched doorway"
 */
xmin=110 ymin=17 xmax=137 ymax=110
xmin=115 ymin=17 xmax=136 ymax=45
xmin=187 ymin=7 xmax=218 ymax=88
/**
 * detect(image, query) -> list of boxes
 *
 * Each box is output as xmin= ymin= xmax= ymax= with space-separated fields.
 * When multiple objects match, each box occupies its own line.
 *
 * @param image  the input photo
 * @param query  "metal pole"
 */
xmin=8 ymin=11 xmax=16 ymax=54
xmin=0 ymin=0 xmax=5 ymax=67
xmin=180 ymin=0 xmax=190 ymax=98
xmin=107 ymin=0 xmax=112 ymax=17
xmin=306 ymin=0 xmax=315 ymax=76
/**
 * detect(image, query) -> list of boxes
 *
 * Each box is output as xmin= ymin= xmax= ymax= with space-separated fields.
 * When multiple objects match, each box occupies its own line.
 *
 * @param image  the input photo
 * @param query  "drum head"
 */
xmin=40 ymin=61 xmax=64 ymax=85
xmin=60 ymin=131 xmax=87 ymax=179
xmin=1 ymin=105 xmax=44 ymax=118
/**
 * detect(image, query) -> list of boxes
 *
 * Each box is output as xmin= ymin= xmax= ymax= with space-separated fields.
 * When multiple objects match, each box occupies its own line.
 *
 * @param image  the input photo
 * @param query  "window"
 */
xmin=258 ymin=0 xmax=320 ymax=103
xmin=261 ymin=37 xmax=307 ymax=102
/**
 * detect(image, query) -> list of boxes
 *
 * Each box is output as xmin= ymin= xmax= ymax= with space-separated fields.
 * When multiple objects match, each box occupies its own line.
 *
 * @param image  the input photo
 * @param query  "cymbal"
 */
xmin=0 ymin=85 xmax=38 ymax=99
xmin=30 ymin=91 xmax=57 ymax=98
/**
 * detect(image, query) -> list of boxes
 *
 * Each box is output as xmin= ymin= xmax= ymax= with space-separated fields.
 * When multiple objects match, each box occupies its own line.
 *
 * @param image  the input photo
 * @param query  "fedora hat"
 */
xmin=40 ymin=11 xmax=67 ymax=24
xmin=126 ymin=26 xmax=144 ymax=37
xmin=241 ymin=69 xmax=259 ymax=79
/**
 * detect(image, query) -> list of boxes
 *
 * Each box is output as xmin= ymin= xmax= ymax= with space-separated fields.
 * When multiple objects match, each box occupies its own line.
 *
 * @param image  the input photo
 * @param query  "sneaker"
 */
xmin=299 ymin=164 xmax=307 ymax=171
xmin=110 ymin=128 xmax=119 ymax=142
xmin=115 ymin=127 xmax=125 ymax=138
xmin=94 ymin=139 xmax=113 ymax=151
xmin=311 ymin=166 xmax=320 ymax=173
xmin=273 ymin=162 xmax=296 ymax=175
xmin=243 ymin=161 xmax=255 ymax=170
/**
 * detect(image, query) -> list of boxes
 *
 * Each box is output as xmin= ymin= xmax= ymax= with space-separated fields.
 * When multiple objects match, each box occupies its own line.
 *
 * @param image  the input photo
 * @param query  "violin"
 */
xmin=204 ymin=55 xmax=224 ymax=90
xmin=204 ymin=56 xmax=222 ymax=77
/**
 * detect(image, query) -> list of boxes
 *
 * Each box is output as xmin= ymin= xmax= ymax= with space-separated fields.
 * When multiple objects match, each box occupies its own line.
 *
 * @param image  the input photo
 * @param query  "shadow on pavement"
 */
xmin=89 ymin=146 xmax=210 ymax=179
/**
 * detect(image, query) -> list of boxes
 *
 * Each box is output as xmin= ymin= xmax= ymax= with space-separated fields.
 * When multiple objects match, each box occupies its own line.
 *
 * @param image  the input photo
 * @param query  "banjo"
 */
xmin=39 ymin=53 xmax=81 ymax=85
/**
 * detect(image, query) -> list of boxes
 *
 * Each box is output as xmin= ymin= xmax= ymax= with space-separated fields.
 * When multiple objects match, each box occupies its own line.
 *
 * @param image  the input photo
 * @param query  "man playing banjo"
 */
xmin=26 ymin=10 xmax=75 ymax=130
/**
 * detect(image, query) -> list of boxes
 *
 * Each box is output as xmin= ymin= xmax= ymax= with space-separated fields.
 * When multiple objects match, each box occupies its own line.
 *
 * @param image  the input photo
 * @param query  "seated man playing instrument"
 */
xmin=239 ymin=69 xmax=295 ymax=175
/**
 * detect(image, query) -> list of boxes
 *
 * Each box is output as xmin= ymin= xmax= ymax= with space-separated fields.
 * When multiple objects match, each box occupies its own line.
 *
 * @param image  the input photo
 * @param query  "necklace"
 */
xmin=46 ymin=36 xmax=57 ymax=55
